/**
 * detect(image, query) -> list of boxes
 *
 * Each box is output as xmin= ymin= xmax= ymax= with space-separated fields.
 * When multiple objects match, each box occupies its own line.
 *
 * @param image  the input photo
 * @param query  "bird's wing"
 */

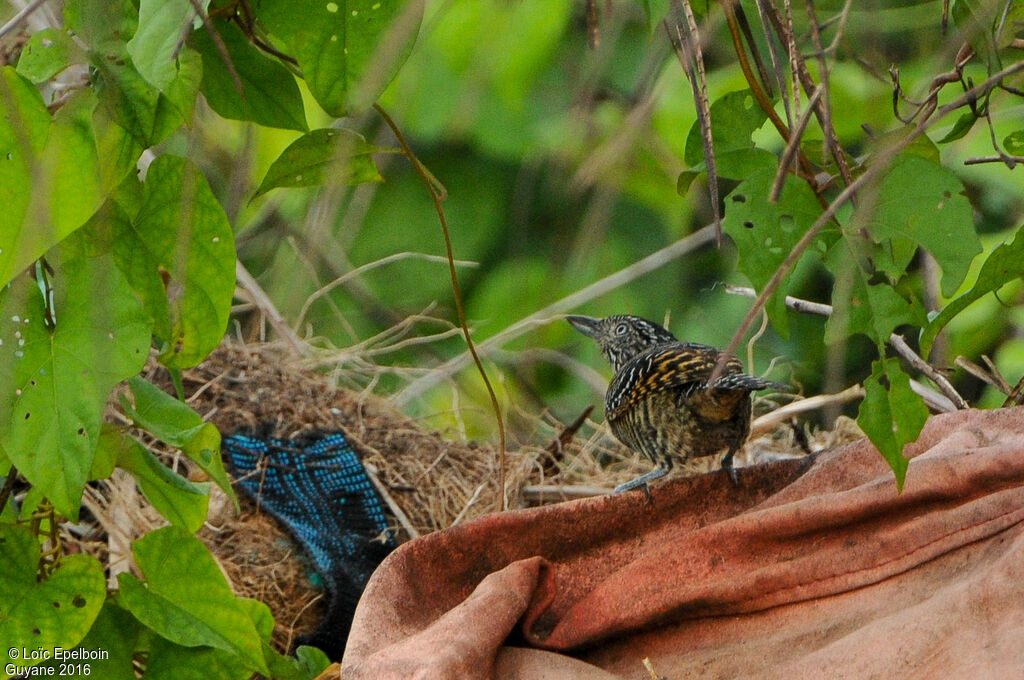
xmin=605 ymin=343 xmax=743 ymax=419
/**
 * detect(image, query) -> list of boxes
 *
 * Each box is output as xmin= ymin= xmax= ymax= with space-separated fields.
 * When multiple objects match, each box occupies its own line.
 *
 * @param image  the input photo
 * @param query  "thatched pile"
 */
xmin=76 ymin=339 xmax=860 ymax=652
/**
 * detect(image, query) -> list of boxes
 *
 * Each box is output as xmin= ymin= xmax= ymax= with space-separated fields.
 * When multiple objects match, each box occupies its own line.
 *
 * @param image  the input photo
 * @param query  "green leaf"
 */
xmin=116 ymin=526 xmax=270 ymax=675
xmin=191 ymin=18 xmax=308 ymax=131
xmin=257 ymin=0 xmax=422 ymax=116
xmin=113 ymin=431 xmax=210 ymax=533
xmin=824 ymin=257 xmax=927 ymax=349
xmin=254 ymin=128 xmax=384 ymax=197
xmin=857 ymin=358 xmax=929 ymax=490
xmin=683 ymin=89 xmax=770 ymax=177
xmin=35 ymin=600 xmax=142 ymax=680
xmin=937 ymin=111 xmax=978 ymax=144
xmin=125 ymin=376 xmax=206 ymax=446
xmin=722 ymin=169 xmax=832 ymax=338
xmin=1004 ymin=129 xmax=1024 ymax=155
xmin=90 ymin=426 xmax=121 ymax=480
xmin=921 ymin=225 xmax=1024 ymax=356
xmin=122 ymin=377 xmax=237 ymax=508
xmin=92 ymin=56 xmax=183 ymax=149
xmin=0 ymin=525 xmax=107 ymax=674
xmin=113 ymin=155 xmax=235 ymax=369
xmin=859 ymin=153 xmax=980 ymax=297
xmin=64 ymin=0 xmax=138 ymax=52
xmin=144 ymin=636 xmax=257 ymax=680
xmin=128 ymin=0 xmax=203 ymax=91
xmin=0 ymin=248 xmax=151 ymax=520
xmin=16 ymin=28 xmax=75 ymax=82
xmin=0 ymin=70 xmax=106 ymax=287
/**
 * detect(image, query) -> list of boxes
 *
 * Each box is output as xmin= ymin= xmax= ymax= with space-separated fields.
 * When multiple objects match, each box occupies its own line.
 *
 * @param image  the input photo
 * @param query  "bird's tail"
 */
xmin=712 ymin=373 xmax=789 ymax=392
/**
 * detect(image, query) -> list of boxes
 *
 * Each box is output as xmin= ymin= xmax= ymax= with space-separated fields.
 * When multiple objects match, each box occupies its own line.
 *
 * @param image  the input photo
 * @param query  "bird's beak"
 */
xmin=566 ymin=315 xmax=602 ymax=339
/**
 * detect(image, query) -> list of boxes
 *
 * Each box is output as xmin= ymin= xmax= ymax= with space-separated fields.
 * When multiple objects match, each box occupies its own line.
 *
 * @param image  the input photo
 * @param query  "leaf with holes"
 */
xmin=112 ymin=155 xmax=235 ymax=369
xmin=254 ymin=128 xmax=383 ymax=198
xmin=16 ymin=27 xmax=77 ymax=83
xmin=722 ymin=169 xmax=833 ymax=338
xmin=0 ymin=524 xmax=107 ymax=673
xmin=116 ymin=526 xmax=270 ymax=675
xmin=921 ymin=225 xmax=1024 ymax=357
xmin=859 ymin=153 xmax=980 ymax=296
xmin=0 ymin=70 xmax=106 ymax=288
xmin=683 ymin=89 xmax=772 ymax=179
xmin=191 ymin=17 xmax=308 ymax=132
xmin=824 ymin=244 xmax=928 ymax=349
xmin=0 ymin=250 xmax=150 ymax=520
xmin=34 ymin=600 xmax=142 ymax=680
xmin=257 ymin=0 xmax=422 ymax=116
xmin=858 ymin=358 xmax=929 ymax=490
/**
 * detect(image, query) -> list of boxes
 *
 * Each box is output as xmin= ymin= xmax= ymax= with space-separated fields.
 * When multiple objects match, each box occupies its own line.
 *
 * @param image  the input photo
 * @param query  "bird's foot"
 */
xmin=613 ymin=467 xmax=669 ymax=499
xmin=722 ymin=449 xmax=740 ymax=486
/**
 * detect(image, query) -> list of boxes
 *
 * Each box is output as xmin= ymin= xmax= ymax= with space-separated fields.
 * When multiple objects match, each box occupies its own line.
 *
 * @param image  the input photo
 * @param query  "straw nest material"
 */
xmin=82 ymin=339 xmax=861 ymax=653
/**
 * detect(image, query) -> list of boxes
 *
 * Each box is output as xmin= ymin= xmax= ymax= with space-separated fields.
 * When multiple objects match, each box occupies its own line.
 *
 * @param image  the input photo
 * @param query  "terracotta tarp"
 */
xmin=323 ymin=407 xmax=1024 ymax=679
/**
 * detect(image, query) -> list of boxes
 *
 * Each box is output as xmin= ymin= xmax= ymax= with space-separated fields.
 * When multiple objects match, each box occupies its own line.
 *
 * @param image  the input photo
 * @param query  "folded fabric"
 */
xmin=331 ymin=407 xmax=1024 ymax=679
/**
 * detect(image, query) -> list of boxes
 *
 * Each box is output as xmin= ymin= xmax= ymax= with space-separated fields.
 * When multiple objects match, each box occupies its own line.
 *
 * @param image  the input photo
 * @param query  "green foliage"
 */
xmin=0 ymin=247 xmax=150 ymax=520
xmin=0 ymin=1 xmax=411 ymax=676
xmin=0 ymin=524 xmax=107 ymax=669
xmin=858 ymin=358 xmax=930 ymax=489
xmin=192 ymin=18 xmax=309 ymax=131
xmin=254 ymin=128 xmax=384 ymax=197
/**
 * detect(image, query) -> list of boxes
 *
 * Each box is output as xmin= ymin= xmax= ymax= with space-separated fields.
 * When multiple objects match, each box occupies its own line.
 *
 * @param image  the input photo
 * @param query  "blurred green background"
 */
xmin=176 ymin=0 xmax=1024 ymax=439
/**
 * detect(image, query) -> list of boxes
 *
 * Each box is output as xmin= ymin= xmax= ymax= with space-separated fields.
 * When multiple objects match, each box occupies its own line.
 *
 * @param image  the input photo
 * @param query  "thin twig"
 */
xmin=713 ymin=59 xmax=1024 ymax=383
xmin=363 ymin=464 xmax=420 ymax=539
xmin=373 ymin=103 xmax=509 ymax=511
xmin=725 ymin=285 xmax=967 ymax=411
xmin=234 ymin=261 xmax=307 ymax=355
xmin=187 ymin=0 xmax=243 ymax=95
xmin=770 ymin=85 xmax=824 ymax=202
xmin=0 ymin=0 xmax=48 ymax=40
xmin=747 ymin=385 xmax=865 ymax=439
xmin=665 ymin=1 xmax=720 ymax=240
xmin=395 ymin=224 xmax=717 ymax=406
xmin=889 ymin=334 xmax=969 ymax=409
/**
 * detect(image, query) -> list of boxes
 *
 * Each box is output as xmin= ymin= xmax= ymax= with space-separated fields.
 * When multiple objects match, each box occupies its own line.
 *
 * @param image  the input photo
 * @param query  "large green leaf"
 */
xmin=824 ymin=256 xmax=928 ymax=350
xmin=16 ymin=27 xmax=76 ymax=82
xmin=192 ymin=18 xmax=308 ymax=131
xmin=92 ymin=56 xmax=184 ymax=149
xmin=35 ymin=601 xmax=142 ymax=680
xmin=122 ymin=376 xmax=236 ymax=507
xmin=106 ymin=430 xmax=211 ymax=533
xmin=0 ymin=525 xmax=107 ymax=679
xmin=116 ymin=526 xmax=270 ymax=675
xmin=258 ymin=0 xmax=422 ymax=116
xmin=113 ymin=155 xmax=235 ymax=369
xmin=254 ymin=128 xmax=383 ymax=197
xmin=0 ymin=70 xmax=105 ymax=288
xmin=859 ymin=153 xmax=980 ymax=297
xmin=722 ymin=169 xmax=831 ymax=338
xmin=921 ymin=225 xmax=1024 ymax=357
xmin=0 ymin=250 xmax=151 ymax=520
xmin=858 ymin=358 xmax=929 ymax=490
xmin=128 ymin=0 xmax=206 ymax=91
xmin=683 ymin=89 xmax=772 ymax=179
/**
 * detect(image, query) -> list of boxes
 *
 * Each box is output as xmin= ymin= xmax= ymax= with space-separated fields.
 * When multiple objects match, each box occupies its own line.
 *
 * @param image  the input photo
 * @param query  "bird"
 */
xmin=567 ymin=314 xmax=785 ymax=494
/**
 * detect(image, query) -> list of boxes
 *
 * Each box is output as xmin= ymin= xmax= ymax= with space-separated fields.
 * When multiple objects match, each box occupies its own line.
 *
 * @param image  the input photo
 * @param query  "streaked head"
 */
xmin=566 ymin=314 xmax=678 ymax=372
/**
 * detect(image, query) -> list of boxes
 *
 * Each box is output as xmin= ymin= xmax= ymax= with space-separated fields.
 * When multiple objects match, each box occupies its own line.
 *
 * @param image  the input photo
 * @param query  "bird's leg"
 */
xmin=721 ymin=445 xmax=740 ymax=486
xmin=613 ymin=466 xmax=669 ymax=496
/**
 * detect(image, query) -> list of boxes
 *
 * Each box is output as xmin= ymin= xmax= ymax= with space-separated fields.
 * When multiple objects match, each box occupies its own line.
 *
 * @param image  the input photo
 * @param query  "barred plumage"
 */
xmin=567 ymin=314 xmax=784 ymax=494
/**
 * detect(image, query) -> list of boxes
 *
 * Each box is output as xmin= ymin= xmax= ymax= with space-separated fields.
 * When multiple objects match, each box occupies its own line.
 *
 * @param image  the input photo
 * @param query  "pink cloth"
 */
xmin=322 ymin=408 xmax=1024 ymax=679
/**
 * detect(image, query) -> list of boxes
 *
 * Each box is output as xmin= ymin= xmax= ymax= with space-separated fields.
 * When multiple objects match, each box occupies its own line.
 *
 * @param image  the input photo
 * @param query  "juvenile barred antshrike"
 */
xmin=567 ymin=314 xmax=784 ymax=494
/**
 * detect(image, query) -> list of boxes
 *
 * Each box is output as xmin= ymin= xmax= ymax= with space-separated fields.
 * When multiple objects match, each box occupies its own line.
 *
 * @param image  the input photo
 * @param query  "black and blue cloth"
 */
xmin=223 ymin=429 xmax=398 ymax=660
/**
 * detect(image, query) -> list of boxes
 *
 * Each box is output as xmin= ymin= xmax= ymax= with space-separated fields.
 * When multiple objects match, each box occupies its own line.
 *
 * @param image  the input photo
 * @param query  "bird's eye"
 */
xmin=614 ymin=323 xmax=629 ymax=336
